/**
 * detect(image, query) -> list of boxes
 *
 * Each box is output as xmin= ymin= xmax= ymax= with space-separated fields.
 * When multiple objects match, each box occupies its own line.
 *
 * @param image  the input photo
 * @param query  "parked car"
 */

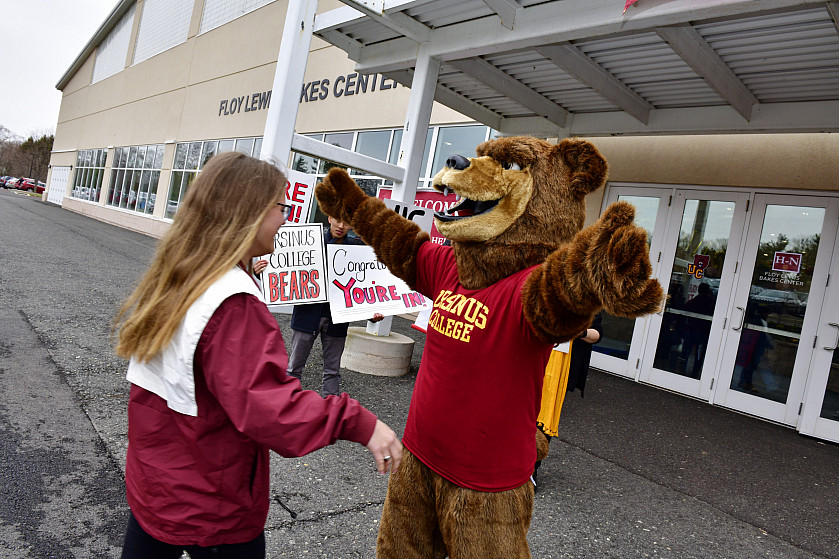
xmin=18 ymin=178 xmax=46 ymax=194
xmin=1 ymin=176 xmax=17 ymax=188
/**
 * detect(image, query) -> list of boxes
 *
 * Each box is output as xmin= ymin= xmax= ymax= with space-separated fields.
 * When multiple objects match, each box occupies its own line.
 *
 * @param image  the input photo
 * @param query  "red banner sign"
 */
xmin=772 ymin=252 xmax=802 ymax=273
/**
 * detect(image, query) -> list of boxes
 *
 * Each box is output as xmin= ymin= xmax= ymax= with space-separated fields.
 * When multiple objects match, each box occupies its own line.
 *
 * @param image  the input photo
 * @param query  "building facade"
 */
xmin=49 ymin=0 xmax=839 ymax=443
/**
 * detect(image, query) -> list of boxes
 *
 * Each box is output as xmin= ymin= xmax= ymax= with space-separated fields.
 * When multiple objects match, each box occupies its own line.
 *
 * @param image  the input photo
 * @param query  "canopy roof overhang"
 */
xmin=313 ymin=0 xmax=839 ymax=137
xmin=261 ymin=0 xmax=839 ymax=202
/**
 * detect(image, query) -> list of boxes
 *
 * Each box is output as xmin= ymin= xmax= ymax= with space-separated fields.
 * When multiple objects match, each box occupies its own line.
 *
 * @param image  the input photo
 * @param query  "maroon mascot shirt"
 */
xmin=403 ymin=242 xmax=553 ymax=491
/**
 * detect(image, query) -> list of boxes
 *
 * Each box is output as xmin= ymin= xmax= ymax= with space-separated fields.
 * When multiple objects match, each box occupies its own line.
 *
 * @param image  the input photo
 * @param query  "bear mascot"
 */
xmin=315 ymin=135 xmax=664 ymax=559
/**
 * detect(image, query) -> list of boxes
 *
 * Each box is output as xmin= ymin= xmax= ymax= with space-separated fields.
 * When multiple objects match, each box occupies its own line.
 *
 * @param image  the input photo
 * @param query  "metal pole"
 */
xmin=259 ymin=0 xmax=319 ymax=168
xmin=367 ymin=43 xmax=440 ymax=337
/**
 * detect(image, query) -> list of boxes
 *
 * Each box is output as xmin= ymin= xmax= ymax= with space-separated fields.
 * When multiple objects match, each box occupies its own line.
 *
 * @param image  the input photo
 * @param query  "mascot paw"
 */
xmin=315 ymin=168 xmax=368 ymax=224
xmin=587 ymin=202 xmax=664 ymax=317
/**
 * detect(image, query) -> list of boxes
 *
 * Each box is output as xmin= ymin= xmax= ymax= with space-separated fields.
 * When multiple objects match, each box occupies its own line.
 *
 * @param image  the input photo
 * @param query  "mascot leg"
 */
xmin=437 ymin=480 xmax=534 ymax=559
xmin=377 ymin=450 xmax=534 ymax=559
xmin=377 ymin=450 xmax=447 ymax=559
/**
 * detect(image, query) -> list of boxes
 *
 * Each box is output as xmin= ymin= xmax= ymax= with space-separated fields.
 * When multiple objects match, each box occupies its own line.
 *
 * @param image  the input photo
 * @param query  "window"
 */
xmin=431 ymin=125 xmax=489 ymax=177
xmin=133 ymin=0 xmax=193 ymax=64
xmin=107 ymin=144 xmax=165 ymax=215
xmin=92 ymin=5 xmax=135 ymax=84
xmin=165 ymin=137 xmax=262 ymax=218
xmin=71 ymin=149 xmax=108 ymax=202
xmin=200 ymin=0 xmax=275 ymax=34
xmin=291 ymin=124 xmax=492 ymax=223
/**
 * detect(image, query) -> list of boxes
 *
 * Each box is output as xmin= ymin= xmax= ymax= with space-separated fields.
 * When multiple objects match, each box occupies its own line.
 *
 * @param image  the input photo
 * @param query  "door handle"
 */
xmin=731 ymin=306 xmax=745 ymax=331
xmin=824 ymin=322 xmax=839 ymax=350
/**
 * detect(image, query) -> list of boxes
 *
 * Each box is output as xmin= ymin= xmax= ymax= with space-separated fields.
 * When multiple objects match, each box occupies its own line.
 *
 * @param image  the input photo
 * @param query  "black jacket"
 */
xmin=566 ymin=313 xmax=604 ymax=397
xmin=289 ymin=229 xmax=363 ymax=337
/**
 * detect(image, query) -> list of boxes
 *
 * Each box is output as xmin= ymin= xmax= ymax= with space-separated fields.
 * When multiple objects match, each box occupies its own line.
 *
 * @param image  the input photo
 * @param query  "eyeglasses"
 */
xmin=276 ymin=202 xmax=294 ymax=220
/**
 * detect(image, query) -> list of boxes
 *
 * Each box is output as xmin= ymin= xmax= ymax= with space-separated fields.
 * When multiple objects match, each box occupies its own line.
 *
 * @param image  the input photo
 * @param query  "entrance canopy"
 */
xmin=261 ymin=0 xmax=839 ymax=201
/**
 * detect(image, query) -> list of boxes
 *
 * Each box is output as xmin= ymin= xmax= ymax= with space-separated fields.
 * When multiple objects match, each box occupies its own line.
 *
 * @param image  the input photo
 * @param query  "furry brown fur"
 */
xmin=433 ymin=137 xmax=607 ymax=289
xmin=377 ymin=450 xmax=534 ymax=559
xmin=315 ymin=135 xmax=664 ymax=558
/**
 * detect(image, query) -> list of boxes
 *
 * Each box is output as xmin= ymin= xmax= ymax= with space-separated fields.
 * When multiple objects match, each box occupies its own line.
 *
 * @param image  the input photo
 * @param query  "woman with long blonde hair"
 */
xmin=115 ymin=152 xmax=401 ymax=558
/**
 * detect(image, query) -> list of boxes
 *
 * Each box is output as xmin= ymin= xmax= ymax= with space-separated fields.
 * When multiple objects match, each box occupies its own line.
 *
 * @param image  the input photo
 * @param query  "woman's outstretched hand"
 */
xmin=366 ymin=419 xmax=402 ymax=474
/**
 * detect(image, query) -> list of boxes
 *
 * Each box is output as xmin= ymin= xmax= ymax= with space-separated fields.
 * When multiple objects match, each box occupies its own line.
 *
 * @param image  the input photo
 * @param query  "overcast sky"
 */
xmin=0 ymin=0 xmax=116 ymax=139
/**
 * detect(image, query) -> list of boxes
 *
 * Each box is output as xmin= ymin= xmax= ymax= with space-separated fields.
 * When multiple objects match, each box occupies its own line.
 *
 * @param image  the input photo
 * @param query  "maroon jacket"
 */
xmin=125 ymin=293 xmax=377 ymax=546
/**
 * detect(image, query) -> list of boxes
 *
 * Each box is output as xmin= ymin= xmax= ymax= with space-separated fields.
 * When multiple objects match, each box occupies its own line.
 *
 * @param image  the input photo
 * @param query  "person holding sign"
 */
xmin=114 ymin=152 xmax=401 ymax=558
xmin=287 ymin=216 xmax=383 ymax=397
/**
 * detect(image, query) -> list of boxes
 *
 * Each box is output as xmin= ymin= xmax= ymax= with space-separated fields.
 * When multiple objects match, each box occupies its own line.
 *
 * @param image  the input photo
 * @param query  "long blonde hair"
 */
xmin=115 ymin=151 xmax=286 ymax=362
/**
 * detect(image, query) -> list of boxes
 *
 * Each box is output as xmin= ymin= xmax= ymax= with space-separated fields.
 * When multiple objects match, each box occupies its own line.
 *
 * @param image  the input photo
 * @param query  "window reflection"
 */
xmin=820 ymin=347 xmax=839 ymax=421
xmin=729 ymin=205 xmax=824 ymax=402
xmin=594 ymin=196 xmax=660 ymax=360
xmin=71 ymin=148 xmax=108 ymax=203
xmin=431 ymin=125 xmax=487 ymax=175
xmin=653 ymin=200 xmax=733 ymax=379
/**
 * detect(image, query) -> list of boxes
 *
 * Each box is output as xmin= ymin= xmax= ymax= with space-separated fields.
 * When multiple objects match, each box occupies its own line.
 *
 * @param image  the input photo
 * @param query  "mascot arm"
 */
xmin=316 ymin=168 xmax=430 ymax=290
xmin=522 ymin=201 xmax=664 ymax=343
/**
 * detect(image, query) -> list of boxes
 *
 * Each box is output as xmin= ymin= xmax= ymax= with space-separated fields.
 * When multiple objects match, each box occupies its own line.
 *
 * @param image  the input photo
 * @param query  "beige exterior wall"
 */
xmin=297 ymin=44 xmax=468 ymax=133
xmin=62 ymin=197 xmax=172 ymax=238
xmin=590 ymin=134 xmax=839 ymax=191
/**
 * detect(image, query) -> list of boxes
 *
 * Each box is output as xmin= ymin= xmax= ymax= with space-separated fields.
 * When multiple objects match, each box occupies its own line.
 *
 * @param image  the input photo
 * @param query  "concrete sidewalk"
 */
xmin=1 ymin=189 xmax=837 ymax=558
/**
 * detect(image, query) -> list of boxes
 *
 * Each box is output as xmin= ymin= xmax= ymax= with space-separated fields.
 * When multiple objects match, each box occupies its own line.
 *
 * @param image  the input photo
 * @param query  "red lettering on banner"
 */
xmin=333 ymin=277 xmax=357 ymax=307
xmin=288 ymin=270 xmax=301 ymax=301
xmin=290 ymin=182 xmax=307 ymax=203
xmin=308 ymin=270 xmax=320 ymax=298
xmin=299 ymin=270 xmax=311 ymax=298
xmin=333 ymin=277 xmax=406 ymax=309
xmin=268 ymin=273 xmax=279 ymax=302
xmin=271 ymin=270 xmax=321 ymax=302
xmin=278 ymin=272 xmax=289 ymax=302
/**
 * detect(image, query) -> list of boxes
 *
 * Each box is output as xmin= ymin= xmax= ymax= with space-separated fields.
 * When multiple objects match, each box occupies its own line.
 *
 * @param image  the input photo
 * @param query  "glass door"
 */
xmin=638 ymin=191 xmax=749 ymax=398
xmin=590 ymin=186 xmax=670 ymax=378
xmin=799 ymin=227 xmax=839 ymax=443
xmin=713 ymin=195 xmax=839 ymax=425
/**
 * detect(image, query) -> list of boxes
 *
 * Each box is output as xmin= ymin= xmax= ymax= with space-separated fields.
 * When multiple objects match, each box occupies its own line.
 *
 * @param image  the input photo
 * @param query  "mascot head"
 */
xmin=431 ymin=136 xmax=608 ymax=289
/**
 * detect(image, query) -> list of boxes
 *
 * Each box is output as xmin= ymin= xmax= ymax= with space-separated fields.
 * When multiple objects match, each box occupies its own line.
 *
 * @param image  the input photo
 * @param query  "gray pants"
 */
xmin=287 ymin=316 xmax=347 ymax=397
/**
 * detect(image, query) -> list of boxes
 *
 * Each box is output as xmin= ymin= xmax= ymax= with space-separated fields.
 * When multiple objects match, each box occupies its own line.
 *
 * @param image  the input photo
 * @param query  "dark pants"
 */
xmin=121 ymin=512 xmax=265 ymax=559
xmin=287 ymin=316 xmax=347 ymax=397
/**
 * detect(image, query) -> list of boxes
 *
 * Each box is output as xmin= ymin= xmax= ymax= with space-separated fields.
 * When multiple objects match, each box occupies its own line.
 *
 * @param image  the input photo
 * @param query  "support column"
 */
xmin=391 ymin=42 xmax=441 ymax=205
xmin=260 ymin=0 xmax=319 ymax=167
xmin=367 ymin=44 xmax=439 ymax=338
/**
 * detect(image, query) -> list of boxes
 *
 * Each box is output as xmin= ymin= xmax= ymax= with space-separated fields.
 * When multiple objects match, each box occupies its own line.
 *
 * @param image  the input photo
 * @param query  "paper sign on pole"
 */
xmin=327 ymin=244 xmax=431 ymax=324
xmin=260 ymin=223 xmax=328 ymax=307
xmin=284 ymin=168 xmax=317 ymax=224
xmin=378 ymin=187 xmax=457 ymax=245
xmin=383 ymin=198 xmax=434 ymax=233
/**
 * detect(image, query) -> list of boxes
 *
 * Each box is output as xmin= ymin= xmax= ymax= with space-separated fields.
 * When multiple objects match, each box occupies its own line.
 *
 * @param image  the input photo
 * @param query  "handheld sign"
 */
xmin=327 ymin=244 xmax=431 ymax=323
xmin=383 ymin=198 xmax=434 ymax=233
xmin=261 ymin=223 xmax=328 ymax=308
xmin=378 ymin=187 xmax=457 ymax=245
xmin=284 ymin=168 xmax=317 ymax=224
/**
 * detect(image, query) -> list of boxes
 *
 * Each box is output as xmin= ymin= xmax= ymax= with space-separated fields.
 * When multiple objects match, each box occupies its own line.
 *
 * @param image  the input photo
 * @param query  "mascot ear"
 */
xmin=554 ymin=138 xmax=608 ymax=196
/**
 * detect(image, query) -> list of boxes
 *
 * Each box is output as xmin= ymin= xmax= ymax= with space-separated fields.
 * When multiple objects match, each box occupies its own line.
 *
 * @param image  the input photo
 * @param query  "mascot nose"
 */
xmin=446 ymin=154 xmax=470 ymax=170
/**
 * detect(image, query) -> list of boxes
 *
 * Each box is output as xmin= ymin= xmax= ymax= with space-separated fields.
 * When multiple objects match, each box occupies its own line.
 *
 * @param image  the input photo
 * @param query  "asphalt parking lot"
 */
xmin=1 ymin=189 xmax=838 ymax=558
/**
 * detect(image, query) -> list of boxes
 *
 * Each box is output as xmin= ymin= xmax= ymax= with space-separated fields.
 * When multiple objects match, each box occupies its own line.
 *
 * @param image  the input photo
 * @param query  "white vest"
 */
xmin=126 ymin=267 xmax=264 ymax=416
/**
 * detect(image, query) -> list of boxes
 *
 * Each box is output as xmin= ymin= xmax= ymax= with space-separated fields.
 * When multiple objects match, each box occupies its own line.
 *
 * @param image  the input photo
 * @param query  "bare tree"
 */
xmin=0 ymin=125 xmax=53 ymax=181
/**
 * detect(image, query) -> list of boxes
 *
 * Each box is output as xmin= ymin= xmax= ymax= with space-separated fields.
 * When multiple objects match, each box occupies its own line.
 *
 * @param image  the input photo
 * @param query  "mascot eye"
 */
xmin=501 ymin=161 xmax=521 ymax=171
